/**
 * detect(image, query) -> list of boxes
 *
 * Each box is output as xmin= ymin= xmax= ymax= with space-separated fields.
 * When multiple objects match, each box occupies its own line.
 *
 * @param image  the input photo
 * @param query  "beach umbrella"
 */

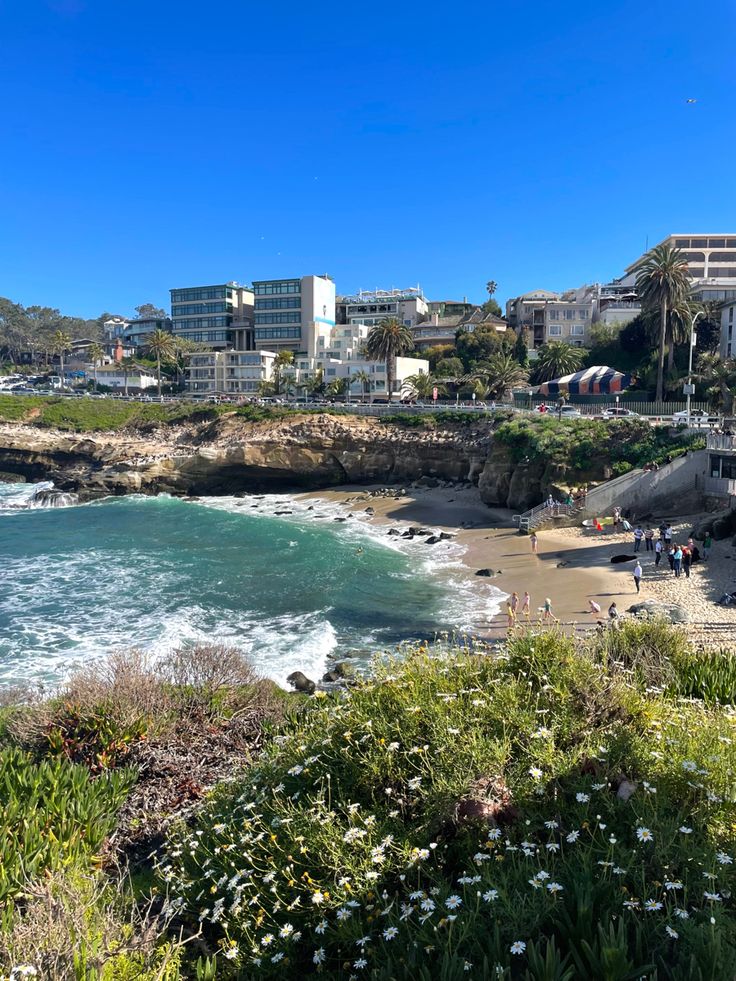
xmin=537 ymin=365 xmax=631 ymax=397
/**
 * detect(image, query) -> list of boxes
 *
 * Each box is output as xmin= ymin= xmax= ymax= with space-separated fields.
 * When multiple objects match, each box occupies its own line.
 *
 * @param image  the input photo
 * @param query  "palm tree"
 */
xmin=696 ymin=353 xmax=736 ymax=414
xmin=365 ymin=318 xmax=414 ymax=402
xmin=306 ymin=368 xmax=326 ymax=398
xmin=667 ymin=295 xmax=698 ymax=375
xmin=635 ymin=244 xmax=690 ymax=402
xmin=531 ymin=342 xmax=585 ymax=383
xmin=326 ymin=377 xmax=348 ymax=398
xmin=120 ymin=356 xmax=137 ymax=397
xmin=50 ymin=329 xmax=72 ymax=388
xmin=87 ymin=342 xmax=105 ymax=391
xmin=144 ymin=328 xmax=177 ymax=397
xmin=404 ymin=372 xmax=447 ymax=400
xmin=486 ymin=280 xmax=497 ymax=298
xmin=350 ymin=368 xmax=371 ymax=403
xmin=479 ymin=351 xmax=529 ymax=399
xmin=271 ymin=350 xmax=295 ymax=396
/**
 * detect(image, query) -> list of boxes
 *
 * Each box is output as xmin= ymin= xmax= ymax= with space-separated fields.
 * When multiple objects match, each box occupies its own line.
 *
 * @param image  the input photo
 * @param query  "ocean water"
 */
xmin=0 ymin=481 xmax=503 ymax=688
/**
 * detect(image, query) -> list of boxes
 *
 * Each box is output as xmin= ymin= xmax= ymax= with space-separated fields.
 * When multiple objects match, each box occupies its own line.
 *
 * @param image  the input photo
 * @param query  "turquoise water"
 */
xmin=0 ymin=482 xmax=501 ymax=688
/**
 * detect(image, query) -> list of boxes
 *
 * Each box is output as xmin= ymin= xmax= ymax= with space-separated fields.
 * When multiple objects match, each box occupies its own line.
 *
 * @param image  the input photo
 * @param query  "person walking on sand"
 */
xmin=530 ymin=532 xmax=538 ymax=553
xmin=506 ymin=601 xmax=516 ymax=629
xmin=543 ymin=597 xmax=556 ymax=621
xmin=633 ymin=560 xmax=642 ymax=593
xmin=521 ymin=591 xmax=530 ymax=618
xmin=682 ymin=546 xmax=692 ymax=579
xmin=633 ymin=525 xmax=644 ymax=552
xmin=510 ymin=591 xmax=519 ymax=616
xmin=704 ymin=533 xmax=712 ymax=560
xmin=645 ymin=527 xmax=654 ymax=552
xmin=673 ymin=544 xmax=683 ymax=578
xmin=608 ymin=601 xmax=620 ymax=627
xmin=654 ymin=538 xmax=663 ymax=567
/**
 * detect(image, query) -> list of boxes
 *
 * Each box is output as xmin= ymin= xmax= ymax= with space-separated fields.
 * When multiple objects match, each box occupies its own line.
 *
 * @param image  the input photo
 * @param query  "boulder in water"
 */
xmin=30 ymin=488 xmax=78 ymax=508
xmin=286 ymin=671 xmax=316 ymax=694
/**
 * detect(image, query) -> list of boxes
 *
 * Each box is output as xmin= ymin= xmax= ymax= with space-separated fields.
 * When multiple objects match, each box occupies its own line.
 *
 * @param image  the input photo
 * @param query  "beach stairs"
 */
xmin=513 ymin=499 xmax=586 ymax=533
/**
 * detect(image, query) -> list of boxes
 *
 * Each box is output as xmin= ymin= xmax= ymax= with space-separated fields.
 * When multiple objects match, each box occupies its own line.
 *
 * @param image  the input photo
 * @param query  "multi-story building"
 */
xmin=253 ymin=275 xmax=335 ymax=353
xmin=102 ymin=317 xmax=128 ymax=341
xmin=122 ymin=316 xmax=173 ymax=348
xmin=185 ymin=350 xmax=276 ymax=395
xmin=624 ymin=235 xmax=736 ymax=303
xmin=719 ymin=298 xmax=736 ymax=360
xmin=506 ymin=288 xmax=595 ymax=349
xmin=170 ymin=282 xmax=254 ymax=349
xmin=336 ymin=288 xmax=428 ymax=329
xmin=412 ymin=307 xmax=507 ymax=349
xmin=505 ymin=290 xmax=559 ymax=332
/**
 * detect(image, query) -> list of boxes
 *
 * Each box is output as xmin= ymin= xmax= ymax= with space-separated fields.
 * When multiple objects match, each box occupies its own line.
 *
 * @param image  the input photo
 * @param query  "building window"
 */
xmin=729 ymin=307 xmax=734 ymax=323
xmin=708 ymin=239 xmax=727 ymax=248
xmin=549 ymin=309 xmax=558 ymax=320
xmin=255 ymin=297 xmax=301 ymax=310
xmin=548 ymin=325 xmax=562 ymax=336
xmin=686 ymin=267 xmax=704 ymax=278
xmin=691 ymin=238 xmax=707 ymax=248
xmin=711 ymin=455 xmax=736 ymax=480
xmin=565 ymin=310 xmax=574 ymax=320
xmin=675 ymin=238 xmax=690 ymax=247
xmin=706 ymin=252 xmax=736 ymax=263
xmin=173 ymin=317 xmax=230 ymax=329
xmin=253 ymin=281 xmax=301 ymax=295
xmin=579 ymin=309 xmax=588 ymax=318
xmin=570 ymin=325 xmax=585 ymax=335
xmin=683 ymin=252 xmax=706 ymax=263
xmin=172 ymin=302 xmax=230 ymax=316
xmin=254 ymin=312 xmax=302 ymax=325
xmin=254 ymin=327 xmax=302 ymax=340
xmin=171 ymin=286 xmax=229 ymax=302
xmin=707 ymin=267 xmax=736 ymax=278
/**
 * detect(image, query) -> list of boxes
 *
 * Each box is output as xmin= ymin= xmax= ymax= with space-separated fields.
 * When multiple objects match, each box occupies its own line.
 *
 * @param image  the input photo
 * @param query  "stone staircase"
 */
xmin=513 ymin=497 xmax=587 ymax=533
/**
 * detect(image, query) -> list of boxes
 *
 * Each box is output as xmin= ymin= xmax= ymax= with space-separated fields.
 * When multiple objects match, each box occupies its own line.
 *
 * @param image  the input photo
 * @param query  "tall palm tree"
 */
xmin=87 ymin=342 xmax=105 ymax=391
xmin=667 ymin=295 xmax=698 ymax=375
xmin=531 ymin=342 xmax=584 ymax=383
xmin=696 ymin=353 xmax=736 ymax=415
xmin=365 ymin=318 xmax=414 ymax=402
xmin=144 ymin=328 xmax=177 ymax=397
xmin=479 ymin=351 xmax=529 ymax=399
xmin=120 ymin=356 xmax=137 ymax=397
xmin=350 ymin=368 xmax=371 ymax=403
xmin=404 ymin=372 xmax=447 ymax=400
xmin=486 ymin=280 xmax=497 ymax=298
xmin=635 ymin=244 xmax=690 ymax=402
xmin=50 ymin=329 xmax=72 ymax=388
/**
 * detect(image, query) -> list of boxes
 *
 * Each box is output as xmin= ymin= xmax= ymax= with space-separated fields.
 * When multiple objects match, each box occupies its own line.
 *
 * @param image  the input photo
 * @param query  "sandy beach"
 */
xmin=299 ymin=483 xmax=635 ymax=641
xmin=299 ymin=484 xmax=736 ymax=646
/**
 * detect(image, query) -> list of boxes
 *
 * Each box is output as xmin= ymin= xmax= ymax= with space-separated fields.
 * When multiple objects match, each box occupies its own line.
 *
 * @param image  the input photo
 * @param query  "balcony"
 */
xmin=707 ymin=433 xmax=736 ymax=451
xmin=705 ymin=475 xmax=736 ymax=496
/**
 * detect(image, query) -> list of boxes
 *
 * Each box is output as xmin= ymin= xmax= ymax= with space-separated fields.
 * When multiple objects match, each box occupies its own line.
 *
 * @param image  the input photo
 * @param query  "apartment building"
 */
xmin=719 ymin=299 xmax=736 ymax=360
xmin=336 ymin=288 xmax=428 ymax=329
xmin=170 ymin=282 xmax=254 ymax=349
xmin=624 ymin=235 xmax=736 ymax=303
xmin=122 ymin=316 xmax=173 ymax=348
xmin=506 ymin=288 xmax=595 ymax=348
xmin=412 ymin=307 xmax=507 ymax=349
xmin=253 ymin=275 xmax=335 ymax=353
xmin=185 ymin=350 xmax=276 ymax=395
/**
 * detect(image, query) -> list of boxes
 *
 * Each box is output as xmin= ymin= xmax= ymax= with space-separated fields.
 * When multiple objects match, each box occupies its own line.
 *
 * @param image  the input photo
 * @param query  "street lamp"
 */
xmin=685 ymin=310 xmax=705 ymax=424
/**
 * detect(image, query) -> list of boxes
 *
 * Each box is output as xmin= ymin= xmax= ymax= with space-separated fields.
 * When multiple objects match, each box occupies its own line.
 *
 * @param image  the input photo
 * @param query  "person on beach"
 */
xmin=704 ymin=533 xmax=712 ymax=560
xmin=659 ymin=522 xmax=667 ymax=540
xmin=613 ymin=506 xmax=621 ymax=528
xmin=608 ymin=601 xmax=620 ymax=626
xmin=667 ymin=545 xmax=675 ymax=571
xmin=633 ymin=560 xmax=642 ymax=593
xmin=682 ymin=546 xmax=692 ymax=579
xmin=530 ymin=532 xmax=538 ymax=553
xmin=588 ymin=599 xmax=601 ymax=615
xmin=633 ymin=525 xmax=644 ymax=552
xmin=543 ymin=597 xmax=556 ymax=621
xmin=645 ymin=527 xmax=654 ymax=551
xmin=506 ymin=601 xmax=516 ymax=629
xmin=673 ymin=544 xmax=683 ymax=578
xmin=521 ymin=591 xmax=531 ymax=617
xmin=664 ymin=524 xmax=673 ymax=545
xmin=510 ymin=591 xmax=519 ymax=615
xmin=655 ymin=538 xmax=663 ymax=567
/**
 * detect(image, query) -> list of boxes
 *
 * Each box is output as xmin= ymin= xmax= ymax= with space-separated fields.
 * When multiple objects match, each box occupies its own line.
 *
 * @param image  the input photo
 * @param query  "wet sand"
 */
xmin=298 ymin=483 xmax=635 ymax=640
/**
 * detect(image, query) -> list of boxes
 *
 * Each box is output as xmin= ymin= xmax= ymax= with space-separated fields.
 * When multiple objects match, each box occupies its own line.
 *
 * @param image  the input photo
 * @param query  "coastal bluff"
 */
xmin=0 ymin=413 xmax=514 ymax=501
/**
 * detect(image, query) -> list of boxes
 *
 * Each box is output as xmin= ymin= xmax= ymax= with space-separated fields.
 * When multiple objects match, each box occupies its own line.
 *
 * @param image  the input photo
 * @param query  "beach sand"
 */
xmin=298 ymin=483 xmax=636 ymax=641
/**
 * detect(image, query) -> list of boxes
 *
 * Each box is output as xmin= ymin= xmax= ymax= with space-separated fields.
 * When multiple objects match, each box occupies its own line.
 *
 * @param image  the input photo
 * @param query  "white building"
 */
xmin=337 ymin=288 xmax=428 ymax=329
xmin=186 ymin=350 xmax=276 ymax=395
xmin=624 ymin=234 xmax=736 ymax=304
xmin=253 ymin=275 xmax=335 ymax=353
xmin=170 ymin=282 xmax=254 ymax=350
xmin=719 ymin=299 xmax=736 ymax=360
xmin=93 ymin=364 xmax=157 ymax=391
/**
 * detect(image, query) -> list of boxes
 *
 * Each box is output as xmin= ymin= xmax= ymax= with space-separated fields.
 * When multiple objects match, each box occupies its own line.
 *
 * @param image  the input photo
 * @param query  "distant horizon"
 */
xmin=2 ymin=0 xmax=734 ymax=321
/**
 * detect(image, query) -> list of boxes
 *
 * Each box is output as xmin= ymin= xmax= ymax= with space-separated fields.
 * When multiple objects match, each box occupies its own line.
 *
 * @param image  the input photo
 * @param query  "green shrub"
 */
xmin=669 ymin=647 xmax=736 ymax=704
xmin=161 ymin=632 xmax=736 ymax=979
xmin=0 ymin=748 xmax=134 ymax=905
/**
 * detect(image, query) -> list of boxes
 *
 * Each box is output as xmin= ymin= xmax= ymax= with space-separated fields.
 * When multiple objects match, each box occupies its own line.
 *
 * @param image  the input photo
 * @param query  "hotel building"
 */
xmin=170 ymin=283 xmax=254 ymax=349
xmin=623 ymin=235 xmax=736 ymax=303
xmin=253 ymin=275 xmax=335 ymax=353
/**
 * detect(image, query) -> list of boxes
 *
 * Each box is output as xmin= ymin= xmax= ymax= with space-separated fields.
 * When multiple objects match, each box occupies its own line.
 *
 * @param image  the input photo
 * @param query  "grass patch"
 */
xmin=160 ymin=628 xmax=736 ymax=979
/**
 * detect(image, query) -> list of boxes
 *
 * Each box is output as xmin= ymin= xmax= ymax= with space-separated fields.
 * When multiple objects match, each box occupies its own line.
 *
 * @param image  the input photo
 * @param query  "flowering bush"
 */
xmin=161 ymin=631 xmax=736 ymax=979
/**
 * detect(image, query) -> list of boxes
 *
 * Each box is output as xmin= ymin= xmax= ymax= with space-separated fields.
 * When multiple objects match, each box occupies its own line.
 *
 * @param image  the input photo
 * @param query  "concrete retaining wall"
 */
xmin=583 ymin=450 xmax=707 ymax=519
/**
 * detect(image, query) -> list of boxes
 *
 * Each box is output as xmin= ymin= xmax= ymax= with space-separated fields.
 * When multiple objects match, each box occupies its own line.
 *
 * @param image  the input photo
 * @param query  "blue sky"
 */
xmin=1 ymin=0 xmax=734 ymax=318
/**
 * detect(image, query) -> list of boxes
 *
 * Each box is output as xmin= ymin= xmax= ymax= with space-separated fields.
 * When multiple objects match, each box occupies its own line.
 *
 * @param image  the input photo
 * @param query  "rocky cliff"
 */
xmin=0 ymin=412 xmax=582 ymax=509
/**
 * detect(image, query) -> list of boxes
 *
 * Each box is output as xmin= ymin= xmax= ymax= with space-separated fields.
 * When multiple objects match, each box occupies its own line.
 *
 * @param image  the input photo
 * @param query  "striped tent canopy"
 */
xmin=537 ymin=365 xmax=631 ymax=396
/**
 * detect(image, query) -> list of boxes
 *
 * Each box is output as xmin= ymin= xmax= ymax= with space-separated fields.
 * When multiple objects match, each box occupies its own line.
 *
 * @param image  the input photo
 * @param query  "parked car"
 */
xmin=671 ymin=409 xmax=720 ymax=425
xmin=557 ymin=405 xmax=582 ymax=418
xmin=600 ymin=407 xmax=640 ymax=419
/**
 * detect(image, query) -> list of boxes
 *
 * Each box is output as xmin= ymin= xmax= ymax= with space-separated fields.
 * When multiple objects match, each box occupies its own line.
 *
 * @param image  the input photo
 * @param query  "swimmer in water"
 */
xmin=355 ymin=547 xmax=364 ymax=555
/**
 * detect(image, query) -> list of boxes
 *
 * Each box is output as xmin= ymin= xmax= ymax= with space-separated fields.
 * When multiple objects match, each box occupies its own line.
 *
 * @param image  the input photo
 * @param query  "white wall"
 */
xmin=721 ymin=302 xmax=735 ymax=359
xmin=583 ymin=451 xmax=707 ymax=518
